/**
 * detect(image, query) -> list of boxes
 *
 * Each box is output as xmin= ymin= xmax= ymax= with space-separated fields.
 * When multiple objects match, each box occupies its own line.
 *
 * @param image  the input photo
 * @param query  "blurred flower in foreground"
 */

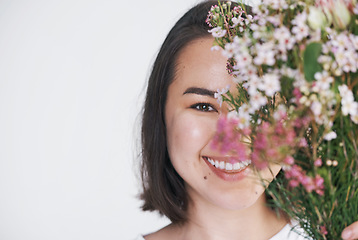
xmin=207 ymin=0 xmax=358 ymax=238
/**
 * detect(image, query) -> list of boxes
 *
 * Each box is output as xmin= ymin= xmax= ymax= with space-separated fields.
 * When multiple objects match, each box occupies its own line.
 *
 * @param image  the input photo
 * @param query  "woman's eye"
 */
xmin=190 ymin=103 xmax=216 ymax=112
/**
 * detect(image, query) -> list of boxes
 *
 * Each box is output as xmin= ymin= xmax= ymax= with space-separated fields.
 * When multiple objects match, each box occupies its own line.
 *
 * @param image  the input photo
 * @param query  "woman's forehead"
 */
xmin=173 ymin=38 xmax=234 ymax=90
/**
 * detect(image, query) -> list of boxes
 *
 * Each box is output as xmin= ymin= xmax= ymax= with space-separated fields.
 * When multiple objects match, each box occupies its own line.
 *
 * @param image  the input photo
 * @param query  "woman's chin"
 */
xmin=203 ymin=187 xmax=267 ymax=212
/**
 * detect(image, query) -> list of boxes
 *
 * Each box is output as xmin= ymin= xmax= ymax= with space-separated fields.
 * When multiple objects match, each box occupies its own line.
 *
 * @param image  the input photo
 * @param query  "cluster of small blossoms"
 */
xmin=284 ymin=162 xmax=325 ymax=196
xmin=262 ymin=0 xmax=288 ymax=10
xmin=207 ymin=1 xmax=358 ymax=238
xmin=319 ymin=30 xmax=358 ymax=76
xmin=251 ymin=120 xmax=296 ymax=169
xmin=208 ymin=0 xmax=358 ymax=131
xmin=298 ymin=72 xmax=336 ymax=128
xmin=206 ymin=3 xmax=250 ymax=39
xmin=250 ymin=110 xmax=325 ymax=196
xmin=210 ymin=115 xmax=251 ymax=162
xmin=226 ymin=105 xmax=252 ymax=130
xmin=207 ymin=3 xmax=302 ymax=124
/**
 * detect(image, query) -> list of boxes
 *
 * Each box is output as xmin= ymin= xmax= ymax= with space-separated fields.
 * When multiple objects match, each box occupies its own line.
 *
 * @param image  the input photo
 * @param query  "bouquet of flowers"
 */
xmin=206 ymin=0 xmax=358 ymax=239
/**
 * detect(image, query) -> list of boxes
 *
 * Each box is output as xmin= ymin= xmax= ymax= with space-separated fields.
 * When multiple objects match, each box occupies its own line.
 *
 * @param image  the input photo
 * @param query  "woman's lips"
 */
xmin=203 ymin=156 xmax=251 ymax=181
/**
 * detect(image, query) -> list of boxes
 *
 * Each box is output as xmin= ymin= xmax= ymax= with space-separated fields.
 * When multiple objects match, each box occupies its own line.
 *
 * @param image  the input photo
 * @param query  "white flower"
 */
xmin=234 ymin=50 xmax=252 ymax=70
xmin=211 ymin=45 xmax=221 ymax=51
xmin=267 ymin=15 xmax=282 ymax=26
xmin=351 ymin=113 xmax=358 ymax=124
xmin=339 ymin=84 xmax=355 ymax=104
xmin=229 ymin=105 xmax=252 ymax=129
xmin=245 ymin=77 xmax=261 ymax=95
xmin=292 ymin=24 xmax=310 ymax=41
xmin=253 ymin=42 xmax=276 ymax=66
xmin=291 ymin=11 xmax=307 ymax=26
xmin=214 ymin=85 xmax=230 ymax=107
xmin=349 ymin=34 xmax=358 ymax=50
xmin=227 ymin=110 xmax=239 ymax=120
xmin=318 ymin=55 xmax=333 ymax=70
xmin=222 ymin=43 xmax=236 ymax=58
xmin=274 ymin=26 xmax=295 ymax=50
xmin=313 ymin=71 xmax=333 ymax=91
xmin=231 ymin=17 xmax=241 ymax=28
xmin=260 ymin=73 xmax=281 ymax=97
xmin=249 ymin=92 xmax=267 ymax=111
xmin=238 ymin=65 xmax=257 ymax=81
xmin=310 ymin=100 xmax=322 ymax=116
xmin=354 ymin=4 xmax=358 ymax=14
xmin=341 ymin=99 xmax=358 ymax=116
xmin=320 ymin=89 xmax=336 ymax=107
xmin=324 ymin=131 xmax=337 ymax=141
xmin=263 ymin=0 xmax=288 ymax=9
xmin=338 ymin=84 xmax=350 ymax=97
xmin=331 ymin=32 xmax=350 ymax=50
xmin=208 ymin=27 xmax=227 ymax=38
xmin=280 ymin=66 xmax=298 ymax=78
xmin=250 ymin=23 xmax=259 ymax=31
xmin=239 ymin=103 xmax=255 ymax=114
xmin=291 ymin=12 xmax=309 ymax=41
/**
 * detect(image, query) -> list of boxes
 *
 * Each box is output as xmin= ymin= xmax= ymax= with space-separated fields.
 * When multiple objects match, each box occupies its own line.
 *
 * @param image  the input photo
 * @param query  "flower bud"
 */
xmin=215 ymin=6 xmax=220 ymax=13
xmin=307 ymin=6 xmax=330 ymax=30
xmin=332 ymin=0 xmax=351 ymax=29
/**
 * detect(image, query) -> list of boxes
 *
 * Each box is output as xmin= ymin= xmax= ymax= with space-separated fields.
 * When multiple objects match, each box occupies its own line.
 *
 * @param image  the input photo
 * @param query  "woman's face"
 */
xmin=165 ymin=38 xmax=280 ymax=211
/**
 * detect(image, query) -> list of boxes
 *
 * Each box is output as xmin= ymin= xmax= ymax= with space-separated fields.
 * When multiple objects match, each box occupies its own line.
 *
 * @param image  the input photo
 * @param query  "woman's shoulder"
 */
xmin=138 ymin=223 xmax=311 ymax=240
xmin=134 ymin=236 xmax=145 ymax=240
xmin=270 ymin=223 xmax=312 ymax=240
xmin=137 ymin=224 xmax=177 ymax=240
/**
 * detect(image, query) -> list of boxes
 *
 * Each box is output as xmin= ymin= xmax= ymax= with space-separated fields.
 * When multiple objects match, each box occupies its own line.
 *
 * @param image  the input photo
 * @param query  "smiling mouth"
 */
xmin=203 ymin=156 xmax=251 ymax=173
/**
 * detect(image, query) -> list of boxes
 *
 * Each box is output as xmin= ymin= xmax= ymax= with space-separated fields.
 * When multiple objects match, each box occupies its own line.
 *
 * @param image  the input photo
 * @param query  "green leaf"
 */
xmin=303 ymin=42 xmax=322 ymax=82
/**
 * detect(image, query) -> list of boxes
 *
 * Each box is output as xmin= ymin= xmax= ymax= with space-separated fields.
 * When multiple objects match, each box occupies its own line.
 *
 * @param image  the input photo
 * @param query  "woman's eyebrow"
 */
xmin=183 ymin=87 xmax=216 ymax=98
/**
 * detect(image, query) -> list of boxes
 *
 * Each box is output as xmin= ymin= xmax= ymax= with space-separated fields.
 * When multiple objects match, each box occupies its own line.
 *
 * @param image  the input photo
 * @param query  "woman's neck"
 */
xmin=173 ymin=194 xmax=288 ymax=240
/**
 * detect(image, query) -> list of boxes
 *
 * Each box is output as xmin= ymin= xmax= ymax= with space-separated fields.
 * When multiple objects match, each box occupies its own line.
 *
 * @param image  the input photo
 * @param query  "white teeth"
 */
xmin=215 ymin=160 xmax=219 ymax=168
xmin=219 ymin=161 xmax=225 ymax=169
xmin=225 ymin=162 xmax=233 ymax=171
xmin=206 ymin=157 xmax=251 ymax=172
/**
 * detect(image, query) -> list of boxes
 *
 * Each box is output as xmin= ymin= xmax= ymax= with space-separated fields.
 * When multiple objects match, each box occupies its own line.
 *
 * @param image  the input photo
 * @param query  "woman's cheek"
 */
xmin=167 ymin=112 xmax=216 ymax=161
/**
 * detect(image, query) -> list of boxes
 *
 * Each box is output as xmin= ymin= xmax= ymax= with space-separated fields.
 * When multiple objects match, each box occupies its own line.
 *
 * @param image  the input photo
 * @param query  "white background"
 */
xmin=0 ymin=0 xmax=200 ymax=239
xmin=0 ymin=0 xmax=260 ymax=239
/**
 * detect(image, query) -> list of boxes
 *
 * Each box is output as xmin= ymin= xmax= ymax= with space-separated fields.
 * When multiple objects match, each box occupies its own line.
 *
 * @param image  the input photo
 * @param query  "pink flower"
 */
xmin=283 ymin=163 xmax=325 ymax=195
xmin=251 ymin=150 xmax=269 ymax=169
xmin=314 ymin=158 xmax=323 ymax=167
xmin=284 ymin=156 xmax=295 ymax=165
xmin=304 ymin=181 xmax=315 ymax=193
xmin=211 ymin=116 xmax=250 ymax=161
xmin=314 ymin=175 xmax=325 ymax=189
xmin=289 ymin=179 xmax=300 ymax=187
xmin=286 ymin=130 xmax=296 ymax=145
xmin=266 ymin=148 xmax=279 ymax=158
xmin=299 ymin=138 xmax=308 ymax=147
xmin=289 ymin=165 xmax=302 ymax=178
xmin=300 ymin=175 xmax=311 ymax=186
xmin=320 ymin=225 xmax=328 ymax=235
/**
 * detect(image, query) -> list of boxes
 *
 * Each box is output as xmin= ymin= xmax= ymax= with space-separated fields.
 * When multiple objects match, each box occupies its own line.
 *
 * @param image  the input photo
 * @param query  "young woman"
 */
xmin=138 ymin=1 xmax=358 ymax=239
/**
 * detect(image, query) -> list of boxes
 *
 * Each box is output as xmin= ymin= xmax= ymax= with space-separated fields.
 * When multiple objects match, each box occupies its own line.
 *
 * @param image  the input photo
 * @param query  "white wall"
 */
xmin=0 ymin=0 xmax=200 ymax=239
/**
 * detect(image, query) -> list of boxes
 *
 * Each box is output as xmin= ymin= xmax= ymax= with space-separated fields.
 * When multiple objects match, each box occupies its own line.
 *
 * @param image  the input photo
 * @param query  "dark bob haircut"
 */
xmin=140 ymin=0 xmax=242 ymax=224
